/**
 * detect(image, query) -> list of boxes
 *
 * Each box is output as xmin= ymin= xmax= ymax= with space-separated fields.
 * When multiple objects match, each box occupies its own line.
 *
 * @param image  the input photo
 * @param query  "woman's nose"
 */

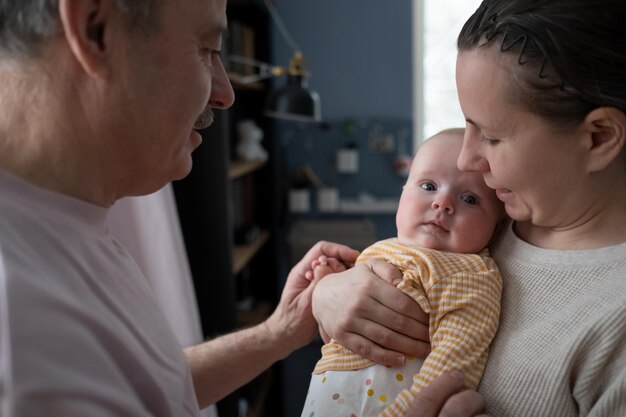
xmin=457 ymin=129 xmax=489 ymax=172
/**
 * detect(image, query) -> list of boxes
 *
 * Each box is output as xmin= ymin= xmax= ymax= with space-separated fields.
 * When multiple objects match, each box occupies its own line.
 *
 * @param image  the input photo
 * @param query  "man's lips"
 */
xmin=193 ymin=109 xmax=215 ymax=130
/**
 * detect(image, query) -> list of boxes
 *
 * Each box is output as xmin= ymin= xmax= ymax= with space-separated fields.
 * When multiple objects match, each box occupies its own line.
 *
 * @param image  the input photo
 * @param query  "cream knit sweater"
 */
xmin=480 ymin=223 xmax=626 ymax=416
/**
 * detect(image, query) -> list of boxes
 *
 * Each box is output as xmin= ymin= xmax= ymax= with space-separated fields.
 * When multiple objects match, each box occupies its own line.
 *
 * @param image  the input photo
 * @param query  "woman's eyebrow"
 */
xmin=465 ymin=118 xmax=480 ymax=127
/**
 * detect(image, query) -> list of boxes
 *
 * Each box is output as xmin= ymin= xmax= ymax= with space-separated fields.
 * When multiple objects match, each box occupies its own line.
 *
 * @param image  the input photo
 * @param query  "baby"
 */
xmin=301 ymin=128 xmax=505 ymax=417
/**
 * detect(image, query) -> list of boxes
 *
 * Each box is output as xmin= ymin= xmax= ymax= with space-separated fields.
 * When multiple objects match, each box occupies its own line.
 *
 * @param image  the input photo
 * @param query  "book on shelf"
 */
xmin=226 ymin=20 xmax=256 ymax=75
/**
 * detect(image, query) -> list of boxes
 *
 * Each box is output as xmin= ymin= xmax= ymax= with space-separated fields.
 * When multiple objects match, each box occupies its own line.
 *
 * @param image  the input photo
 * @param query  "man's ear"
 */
xmin=582 ymin=107 xmax=626 ymax=173
xmin=58 ymin=0 xmax=114 ymax=79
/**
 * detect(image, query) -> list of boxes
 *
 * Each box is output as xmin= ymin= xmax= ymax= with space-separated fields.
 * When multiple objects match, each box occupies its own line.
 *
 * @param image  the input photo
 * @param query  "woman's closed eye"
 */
xmin=479 ymin=133 xmax=500 ymax=146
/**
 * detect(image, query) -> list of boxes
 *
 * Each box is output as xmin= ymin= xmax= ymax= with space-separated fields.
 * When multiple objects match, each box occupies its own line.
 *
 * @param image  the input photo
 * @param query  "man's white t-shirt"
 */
xmin=0 ymin=169 xmax=200 ymax=416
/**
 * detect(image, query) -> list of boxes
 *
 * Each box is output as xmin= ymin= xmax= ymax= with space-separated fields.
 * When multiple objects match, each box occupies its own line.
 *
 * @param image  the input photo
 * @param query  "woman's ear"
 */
xmin=58 ymin=0 xmax=115 ymax=79
xmin=582 ymin=107 xmax=626 ymax=173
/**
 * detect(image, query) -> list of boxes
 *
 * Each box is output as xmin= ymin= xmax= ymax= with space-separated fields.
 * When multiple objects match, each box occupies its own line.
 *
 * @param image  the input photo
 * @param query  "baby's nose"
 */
xmin=432 ymin=195 xmax=454 ymax=214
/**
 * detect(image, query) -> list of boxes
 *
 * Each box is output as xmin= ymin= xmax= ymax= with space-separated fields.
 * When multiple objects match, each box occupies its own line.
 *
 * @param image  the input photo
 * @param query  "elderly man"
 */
xmin=0 ymin=1 xmax=481 ymax=416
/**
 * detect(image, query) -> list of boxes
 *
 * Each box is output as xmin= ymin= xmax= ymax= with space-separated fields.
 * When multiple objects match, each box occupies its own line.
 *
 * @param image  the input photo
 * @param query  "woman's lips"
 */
xmin=495 ymin=188 xmax=513 ymax=202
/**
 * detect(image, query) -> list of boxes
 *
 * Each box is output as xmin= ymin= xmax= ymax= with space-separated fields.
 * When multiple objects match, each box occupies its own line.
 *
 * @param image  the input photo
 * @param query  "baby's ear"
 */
xmin=583 ymin=107 xmax=626 ymax=172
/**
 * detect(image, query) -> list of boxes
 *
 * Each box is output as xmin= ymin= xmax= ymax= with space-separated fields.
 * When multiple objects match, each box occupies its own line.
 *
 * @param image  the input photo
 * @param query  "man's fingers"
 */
xmin=291 ymin=241 xmax=358 ymax=283
xmin=316 ymin=240 xmax=359 ymax=265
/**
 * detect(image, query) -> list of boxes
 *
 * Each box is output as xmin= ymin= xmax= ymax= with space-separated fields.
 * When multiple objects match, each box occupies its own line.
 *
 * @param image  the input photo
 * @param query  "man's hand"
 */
xmin=406 ymin=372 xmax=489 ymax=417
xmin=312 ymin=258 xmax=431 ymax=367
xmin=186 ymin=241 xmax=358 ymax=408
xmin=264 ymin=241 xmax=359 ymax=357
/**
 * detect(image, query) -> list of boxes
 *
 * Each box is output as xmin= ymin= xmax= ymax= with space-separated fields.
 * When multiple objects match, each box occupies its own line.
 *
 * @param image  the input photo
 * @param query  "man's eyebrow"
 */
xmin=219 ymin=23 xmax=229 ymax=37
xmin=201 ymin=24 xmax=229 ymax=42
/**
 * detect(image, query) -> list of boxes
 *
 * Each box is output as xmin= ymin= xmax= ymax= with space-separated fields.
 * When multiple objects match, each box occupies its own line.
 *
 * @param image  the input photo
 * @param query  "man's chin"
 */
xmin=175 ymin=159 xmax=194 ymax=181
xmin=190 ymin=129 xmax=203 ymax=149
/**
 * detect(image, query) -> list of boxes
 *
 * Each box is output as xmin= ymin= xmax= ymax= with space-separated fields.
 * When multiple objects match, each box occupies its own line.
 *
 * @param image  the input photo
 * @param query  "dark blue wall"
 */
xmin=271 ymin=0 xmax=413 ymax=120
xmin=278 ymin=118 xmax=412 ymax=240
xmin=270 ymin=2 xmax=414 ymax=416
xmin=271 ymin=0 xmax=414 ymax=241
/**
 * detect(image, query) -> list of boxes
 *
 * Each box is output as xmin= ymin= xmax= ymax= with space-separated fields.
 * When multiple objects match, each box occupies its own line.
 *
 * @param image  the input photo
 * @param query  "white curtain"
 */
xmin=108 ymin=184 xmax=217 ymax=417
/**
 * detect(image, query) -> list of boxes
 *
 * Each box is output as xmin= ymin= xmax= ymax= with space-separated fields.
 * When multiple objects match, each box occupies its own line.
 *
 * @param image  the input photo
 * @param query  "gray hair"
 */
xmin=0 ymin=0 xmax=159 ymax=57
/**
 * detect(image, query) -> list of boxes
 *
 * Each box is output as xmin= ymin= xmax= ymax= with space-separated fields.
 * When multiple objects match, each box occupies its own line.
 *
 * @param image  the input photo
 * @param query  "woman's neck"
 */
xmin=515 ymin=192 xmax=626 ymax=250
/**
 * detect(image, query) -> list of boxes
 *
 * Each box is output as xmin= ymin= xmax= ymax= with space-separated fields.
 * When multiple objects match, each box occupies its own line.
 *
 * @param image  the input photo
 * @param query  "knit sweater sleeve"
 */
xmin=587 ymin=358 xmax=626 ymax=417
xmin=574 ymin=301 xmax=626 ymax=417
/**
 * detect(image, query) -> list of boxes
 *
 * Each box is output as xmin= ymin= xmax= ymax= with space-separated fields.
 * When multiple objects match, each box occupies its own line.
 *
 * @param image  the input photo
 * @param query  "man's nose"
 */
xmin=210 ymin=57 xmax=235 ymax=110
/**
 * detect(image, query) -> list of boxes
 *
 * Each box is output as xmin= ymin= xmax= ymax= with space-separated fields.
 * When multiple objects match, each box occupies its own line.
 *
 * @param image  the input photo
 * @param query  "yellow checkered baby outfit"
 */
xmin=309 ymin=238 xmax=502 ymax=417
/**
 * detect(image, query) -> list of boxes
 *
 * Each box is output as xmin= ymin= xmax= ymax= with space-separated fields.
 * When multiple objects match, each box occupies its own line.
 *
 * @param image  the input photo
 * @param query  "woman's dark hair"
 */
xmin=458 ymin=0 xmax=626 ymax=129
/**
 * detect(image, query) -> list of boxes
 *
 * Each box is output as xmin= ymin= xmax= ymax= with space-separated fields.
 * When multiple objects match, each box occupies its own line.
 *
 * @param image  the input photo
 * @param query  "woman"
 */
xmin=313 ymin=1 xmax=626 ymax=416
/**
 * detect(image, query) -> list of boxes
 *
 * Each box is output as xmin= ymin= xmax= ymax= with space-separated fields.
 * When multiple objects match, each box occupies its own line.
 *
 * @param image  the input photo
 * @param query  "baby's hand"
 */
xmin=304 ymin=255 xmax=348 ymax=281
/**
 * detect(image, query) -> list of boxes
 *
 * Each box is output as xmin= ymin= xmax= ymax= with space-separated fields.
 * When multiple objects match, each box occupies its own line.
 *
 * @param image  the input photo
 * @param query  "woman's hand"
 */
xmin=312 ymin=258 xmax=430 ymax=367
xmin=406 ymin=372 xmax=490 ymax=417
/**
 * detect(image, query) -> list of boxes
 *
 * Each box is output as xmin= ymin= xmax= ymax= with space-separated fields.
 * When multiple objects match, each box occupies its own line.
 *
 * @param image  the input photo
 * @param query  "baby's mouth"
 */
xmin=424 ymin=220 xmax=449 ymax=233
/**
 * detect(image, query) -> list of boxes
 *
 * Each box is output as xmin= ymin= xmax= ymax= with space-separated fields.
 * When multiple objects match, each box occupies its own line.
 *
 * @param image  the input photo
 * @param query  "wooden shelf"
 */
xmin=232 ymin=230 xmax=270 ymax=274
xmin=229 ymin=159 xmax=267 ymax=180
xmin=228 ymin=73 xmax=266 ymax=91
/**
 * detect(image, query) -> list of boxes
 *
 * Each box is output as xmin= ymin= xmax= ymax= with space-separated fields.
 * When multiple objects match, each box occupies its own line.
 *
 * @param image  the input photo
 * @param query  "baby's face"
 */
xmin=396 ymin=132 xmax=503 ymax=253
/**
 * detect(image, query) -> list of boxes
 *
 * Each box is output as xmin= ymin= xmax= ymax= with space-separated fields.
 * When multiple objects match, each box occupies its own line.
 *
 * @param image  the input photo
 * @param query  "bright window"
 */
xmin=414 ymin=0 xmax=483 ymax=144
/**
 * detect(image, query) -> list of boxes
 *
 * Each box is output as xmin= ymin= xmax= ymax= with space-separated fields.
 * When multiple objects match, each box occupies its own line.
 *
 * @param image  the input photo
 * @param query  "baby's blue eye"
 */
xmin=461 ymin=194 xmax=479 ymax=205
xmin=420 ymin=182 xmax=436 ymax=191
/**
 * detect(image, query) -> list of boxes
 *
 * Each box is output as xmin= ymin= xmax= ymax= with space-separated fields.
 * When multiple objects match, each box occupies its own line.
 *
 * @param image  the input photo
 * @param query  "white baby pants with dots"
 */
xmin=300 ymin=358 xmax=423 ymax=417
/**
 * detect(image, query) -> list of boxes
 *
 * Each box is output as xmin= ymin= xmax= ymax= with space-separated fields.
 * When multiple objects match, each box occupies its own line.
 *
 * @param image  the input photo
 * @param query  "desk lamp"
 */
xmin=229 ymin=0 xmax=321 ymax=123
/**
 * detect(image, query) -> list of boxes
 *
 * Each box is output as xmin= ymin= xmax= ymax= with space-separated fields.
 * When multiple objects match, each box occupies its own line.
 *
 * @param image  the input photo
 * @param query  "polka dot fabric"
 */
xmin=300 ymin=357 xmax=424 ymax=417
